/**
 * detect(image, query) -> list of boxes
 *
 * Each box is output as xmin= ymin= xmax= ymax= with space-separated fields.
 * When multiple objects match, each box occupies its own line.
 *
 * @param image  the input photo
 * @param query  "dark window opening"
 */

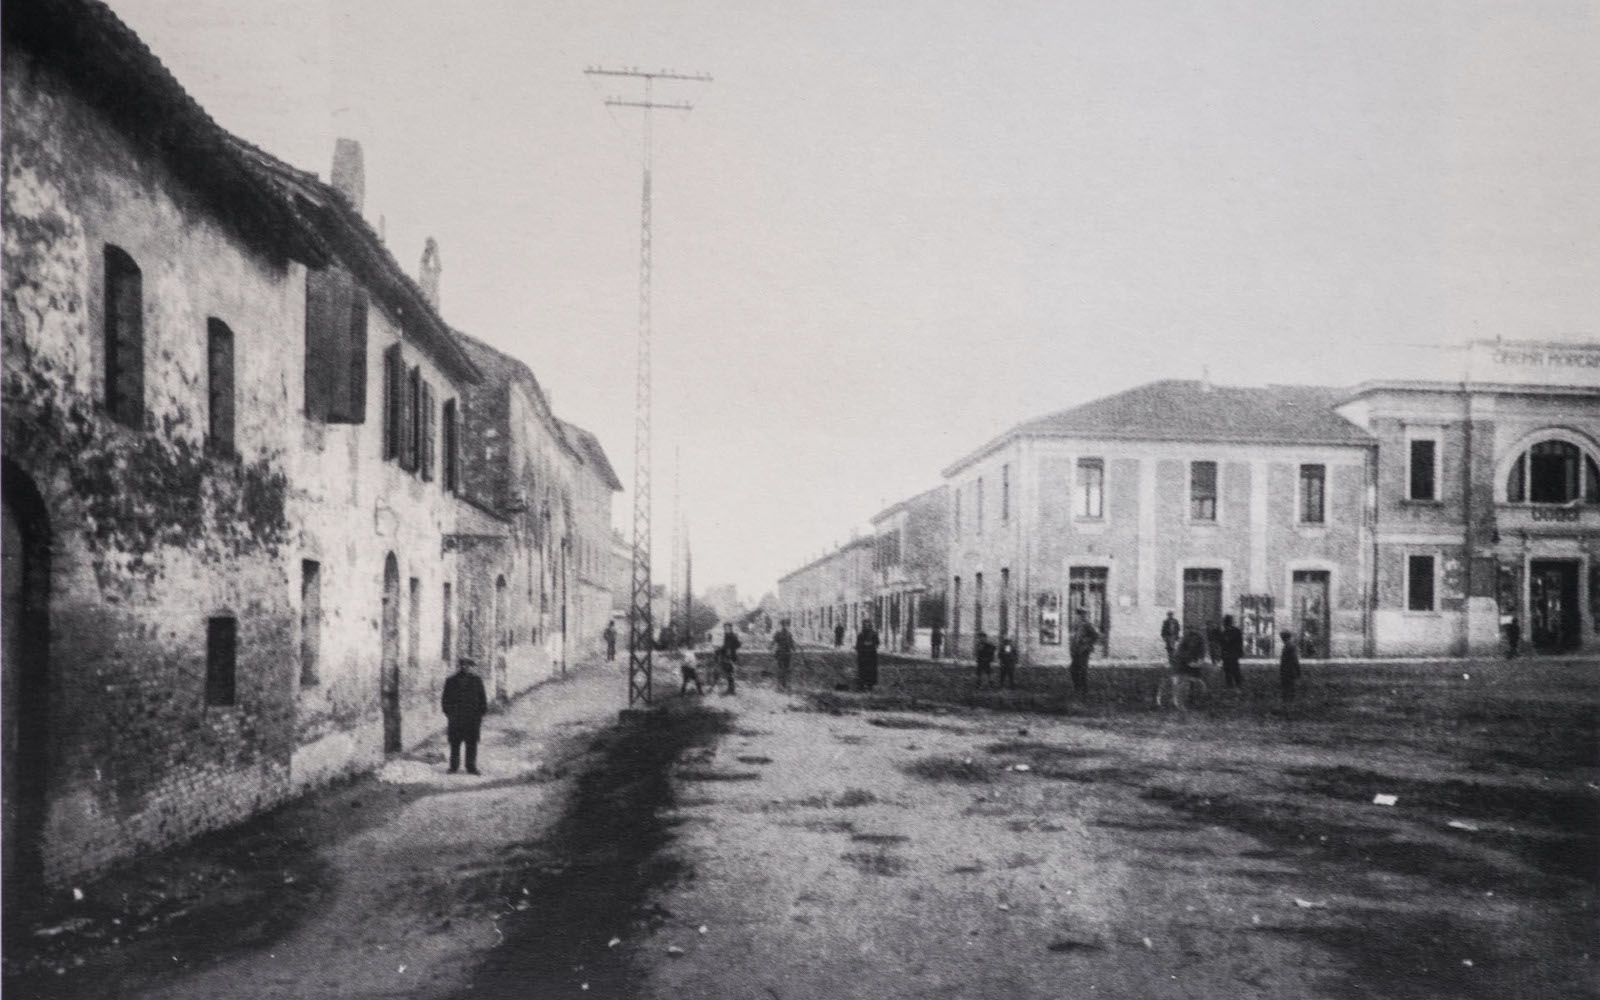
xmin=300 ymin=561 xmax=320 ymax=686
xmin=1190 ymin=461 xmax=1217 ymax=520
xmin=206 ymin=616 xmax=237 ymax=706
xmin=1407 ymin=555 xmax=1435 ymax=612
xmin=383 ymin=343 xmax=404 ymax=459
xmin=206 ymin=319 xmax=235 ymax=456
xmin=1300 ymin=464 xmax=1325 ymax=523
xmin=1408 ymin=439 xmax=1436 ymax=501
xmin=420 ymin=380 xmax=436 ymax=482
xmin=104 ymin=245 xmax=144 ymax=428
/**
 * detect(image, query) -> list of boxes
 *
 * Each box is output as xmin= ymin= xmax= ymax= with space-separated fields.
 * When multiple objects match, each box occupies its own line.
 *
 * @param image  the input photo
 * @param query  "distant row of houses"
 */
xmin=780 ymin=344 xmax=1600 ymax=667
xmin=3 ymin=0 xmax=620 ymax=886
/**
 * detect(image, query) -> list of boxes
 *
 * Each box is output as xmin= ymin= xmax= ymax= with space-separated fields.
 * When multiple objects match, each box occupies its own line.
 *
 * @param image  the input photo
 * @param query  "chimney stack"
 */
xmin=419 ymin=237 xmax=442 ymax=312
xmin=330 ymin=138 xmax=365 ymax=214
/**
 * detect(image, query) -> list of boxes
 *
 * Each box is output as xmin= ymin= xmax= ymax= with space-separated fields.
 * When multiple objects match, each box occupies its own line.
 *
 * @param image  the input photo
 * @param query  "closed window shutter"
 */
xmin=304 ymin=268 xmax=348 ymax=421
xmin=399 ymin=365 xmax=419 ymax=472
xmin=335 ymin=288 xmax=369 ymax=424
xmin=442 ymin=399 xmax=459 ymax=492
xmin=383 ymin=343 xmax=404 ymax=459
xmin=206 ymin=319 xmax=235 ymax=455
xmin=420 ymin=381 xmax=436 ymax=481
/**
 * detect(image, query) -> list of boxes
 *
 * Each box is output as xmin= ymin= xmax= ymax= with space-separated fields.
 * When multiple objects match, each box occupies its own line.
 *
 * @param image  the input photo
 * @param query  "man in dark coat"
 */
xmin=1068 ymin=611 xmax=1100 ymax=696
xmin=1279 ymin=630 xmax=1301 ymax=700
xmin=974 ymin=631 xmax=996 ymax=688
xmin=771 ymin=619 xmax=796 ymax=690
xmin=442 ymin=657 xmax=489 ymax=775
xmin=720 ymin=624 xmax=742 ymax=694
xmin=930 ymin=624 xmax=943 ymax=660
xmin=997 ymin=637 xmax=1019 ymax=689
xmin=1219 ymin=614 xmax=1244 ymax=688
xmin=855 ymin=619 xmax=880 ymax=691
xmin=1160 ymin=612 xmax=1181 ymax=664
xmin=834 ymin=622 xmax=846 ymax=647
xmin=603 ymin=622 xmax=617 ymax=661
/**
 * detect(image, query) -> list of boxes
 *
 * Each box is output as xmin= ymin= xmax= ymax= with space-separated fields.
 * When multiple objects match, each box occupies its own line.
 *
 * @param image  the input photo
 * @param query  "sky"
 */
xmin=107 ymin=0 xmax=1600 ymax=602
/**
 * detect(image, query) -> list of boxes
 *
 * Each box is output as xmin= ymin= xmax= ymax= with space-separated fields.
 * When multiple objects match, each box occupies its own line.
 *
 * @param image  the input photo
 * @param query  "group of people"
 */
xmin=672 ymin=624 xmax=745 ymax=696
xmin=1160 ymin=611 xmax=1299 ymax=699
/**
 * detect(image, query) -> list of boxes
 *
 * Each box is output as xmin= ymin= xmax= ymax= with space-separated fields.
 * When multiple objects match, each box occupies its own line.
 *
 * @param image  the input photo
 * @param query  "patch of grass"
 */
xmin=903 ymin=755 xmax=992 ymax=783
xmin=833 ymin=788 xmax=879 ymax=808
xmin=839 ymin=851 xmax=909 ymax=877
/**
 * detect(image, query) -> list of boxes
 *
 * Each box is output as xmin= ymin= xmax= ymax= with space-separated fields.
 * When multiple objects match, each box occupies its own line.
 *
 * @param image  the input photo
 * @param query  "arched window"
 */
xmin=104 ymin=245 xmax=143 ymax=427
xmin=1505 ymin=439 xmax=1600 ymax=504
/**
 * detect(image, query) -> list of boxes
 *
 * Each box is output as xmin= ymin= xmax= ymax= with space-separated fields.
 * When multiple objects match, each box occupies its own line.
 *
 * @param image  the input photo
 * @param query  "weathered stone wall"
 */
xmin=3 ymin=51 xmax=303 ymax=881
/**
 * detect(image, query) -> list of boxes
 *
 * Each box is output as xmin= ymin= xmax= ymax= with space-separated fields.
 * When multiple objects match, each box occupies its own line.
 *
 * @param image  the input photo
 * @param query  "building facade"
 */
xmin=869 ymin=486 xmax=949 ymax=654
xmin=778 ymin=536 xmax=875 ymax=646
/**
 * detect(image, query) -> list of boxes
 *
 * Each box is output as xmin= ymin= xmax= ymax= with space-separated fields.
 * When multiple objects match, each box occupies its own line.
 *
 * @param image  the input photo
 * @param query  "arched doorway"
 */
xmin=381 ymin=554 xmax=401 ymax=754
xmin=3 ymin=462 xmax=51 ymax=890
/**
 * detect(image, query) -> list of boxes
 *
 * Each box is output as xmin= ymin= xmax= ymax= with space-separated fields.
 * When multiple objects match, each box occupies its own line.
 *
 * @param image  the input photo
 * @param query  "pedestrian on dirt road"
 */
xmin=998 ymin=637 xmax=1019 ymax=689
xmin=771 ymin=619 xmax=796 ymax=690
xmin=679 ymin=646 xmax=705 ymax=695
xmin=974 ymin=631 xmax=996 ymax=687
xmin=930 ymin=623 xmax=943 ymax=660
xmin=1504 ymin=615 xmax=1521 ymax=659
xmin=855 ymin=618 xmax=880 ymax=691
xmin=1068 ymin=611 xmax=1100 ymax=696
xmin=835 ymin=622 xmax=846 ymax=647
xmin=1219 ymin=615 xmax=1244 ymax=688
xmin=1279 ymin=630 xmax=1301 ymax=700
xmin=603 ymin=622 xmax=617 ymax=661
xmin=442 ymin=657 xmax=489 ymax=775
xmin=1160 ymin=612 xmax=1181 ymax=663
xmin=721 ymin=623 xmax=742 ymax=664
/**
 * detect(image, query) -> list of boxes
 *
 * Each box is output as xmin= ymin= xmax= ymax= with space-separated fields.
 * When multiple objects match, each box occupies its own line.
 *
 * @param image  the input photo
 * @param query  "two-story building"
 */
xmin=778 ymin=536 xmax=876 ymax=646
xmin=868 ymin=486 xmax=949 ymax=654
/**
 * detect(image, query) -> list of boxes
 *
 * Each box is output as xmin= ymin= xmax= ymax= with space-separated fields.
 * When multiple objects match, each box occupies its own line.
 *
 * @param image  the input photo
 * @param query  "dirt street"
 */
xmin=5 ymin=649 xmax=1596 ymax=1000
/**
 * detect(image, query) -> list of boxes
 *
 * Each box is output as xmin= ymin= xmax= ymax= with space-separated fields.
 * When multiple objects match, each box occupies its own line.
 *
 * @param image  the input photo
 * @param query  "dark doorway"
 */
xmin=1182 ymin=568 xmax=1223 ymax=635
xmin=3 ymin=462 xmax=51 ymax=891
xmin=1529 ymin=559 xmax=1581 ymax=651
xmin=1292 ymin=570 xmax=1331 ymax=659
xmin=1069 ymin=566 xmax=1110 ymax=652
xmin=381 ymin=554 xmax=401 ymax=754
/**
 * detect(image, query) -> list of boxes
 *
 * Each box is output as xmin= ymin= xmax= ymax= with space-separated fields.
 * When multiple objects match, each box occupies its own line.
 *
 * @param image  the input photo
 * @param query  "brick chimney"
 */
xmin=330 ymin=138 xmax=364 ymax=214
xmin=419 ymin=237 xmax=442 ymax=312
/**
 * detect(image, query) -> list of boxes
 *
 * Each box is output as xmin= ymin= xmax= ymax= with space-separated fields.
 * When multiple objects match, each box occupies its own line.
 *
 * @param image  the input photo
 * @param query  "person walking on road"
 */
xmin=1219 ymin=614 xmax=1244 ymax=688
xmin=771 ymin=619 xmax=796 ymax=691
xmin=1160 ymin=612 xmax=1181 ymax=663
xmin=974 ymin=631 xmax=996 ymax=688
xmin=997 ymin=637 xmax=1019 ymax=689
xmin=930 ymin=624 xmax=943 ymax=660
xmin=1068 ymin=611 xmax=1100 ymax=696
xmin=442 ymin=657 xmax=488 ymax=775
xmin=1504 ymin=616 xmax=1521 ymax=659
xmin=1279 ymin=630 xmax=1301 ymax=700
xmin=855 ymin=618 xmax=880 ymax=691
xmin=834 ymin=622 xmax=846 ymax=648
xmin=678 ymin=645 xmax=705 ymax=696
xmin=720 ymin=624 xmax=742 ymax=695
xmin=603 ymin=621 xmax=617 ymax=661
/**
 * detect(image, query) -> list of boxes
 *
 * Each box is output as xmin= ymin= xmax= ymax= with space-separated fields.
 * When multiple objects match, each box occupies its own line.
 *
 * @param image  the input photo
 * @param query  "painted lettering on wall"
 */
xmin=1492 ymin=348 xmax=1600 ymax=369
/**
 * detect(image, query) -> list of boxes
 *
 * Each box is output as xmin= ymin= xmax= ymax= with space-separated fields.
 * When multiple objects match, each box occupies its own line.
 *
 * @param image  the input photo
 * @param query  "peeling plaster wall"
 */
xmin=3 ymin=52 xmax=301 ymax=882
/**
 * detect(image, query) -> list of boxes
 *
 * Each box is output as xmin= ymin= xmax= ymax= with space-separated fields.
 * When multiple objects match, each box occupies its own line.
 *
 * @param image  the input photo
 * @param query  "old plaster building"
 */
xmin=868 ymin=485 xmax=950 ymax=653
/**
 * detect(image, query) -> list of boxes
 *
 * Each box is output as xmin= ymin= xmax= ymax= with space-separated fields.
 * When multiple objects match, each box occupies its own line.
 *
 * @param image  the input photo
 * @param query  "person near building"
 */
xmin=1504 ymin=615 xmax=1521 ymax=659
xmin=442 ymin=657 xmax=489 ymax=775
xmin=855 ymin=618 xmax=880 ymax=691
xmin=1219 ymin=614 xmax=1244 ymax=688
xmin=974 ymin=631 xmax=996 ymax=688
xmin=834 ymin=622 xmax=846 ymax=647
xmin=1279 ymin=630 xmax=1301 ymax=700
xmin=1160 ymin=612 xmax=1181 ymax=663
xmin=930 ymin=623 xmax=944 ymax=660
xmin=771 ymin=619 xmax=796 ymax=690
xmin=997 ymin=637 xmax=1019 ymax=689
xmin=1068 ymin=610 xmax=1100 ymax=696
xmin=603 ymin=621 xmax=617 ymax=661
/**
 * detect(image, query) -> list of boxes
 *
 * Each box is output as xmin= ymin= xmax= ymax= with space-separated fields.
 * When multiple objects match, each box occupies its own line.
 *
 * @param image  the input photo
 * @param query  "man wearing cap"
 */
xmin=442 ymin=656 xmax=489 ymax=775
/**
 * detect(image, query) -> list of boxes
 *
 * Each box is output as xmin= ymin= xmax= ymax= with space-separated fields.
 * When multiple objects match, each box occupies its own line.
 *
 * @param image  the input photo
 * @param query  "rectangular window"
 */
xmin=1069 ymin=566 xmax=1109 ymax=651
xmin=442 ymin=398 xmax=460 ymax=492
xmin=1408 ymin=439 xmax=1437 ymax=501
xmin=1037 ymin=591 xmax=1062 ymax=645
xmin=299 ymin=560 xmax=321 ymax=686
xmin=442 ymin=582 xmax=454 ymax=661
xmin=104 ymin=245 xmax=144 ymax=428
xmin=1001 ymin=464 xmax=1010 ymax=522
xmin=974 ymin=571 xmax=984 ymax=634
xmin=206 ymin=319 xmax=235 ymax=456
xmin=1299 ymin=464 xmax=1326 ymax=524
xmin=1407 ymin=554 xmax=1436 ymax=611
xmin=1190 ymin=461 xmax=1218 ymax=521
xmin=1076 ymin=458 xmax=1104 ymax=518
xmin=205 ymin=616 xmax=237 ymax=706
xmin=383 ymin=343 xmax=404 ymax=459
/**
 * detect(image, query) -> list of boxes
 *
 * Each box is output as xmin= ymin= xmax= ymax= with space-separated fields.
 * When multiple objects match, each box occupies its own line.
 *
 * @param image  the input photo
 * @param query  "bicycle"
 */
xmin=1154 ymin=668 xmax=1210 ymax=710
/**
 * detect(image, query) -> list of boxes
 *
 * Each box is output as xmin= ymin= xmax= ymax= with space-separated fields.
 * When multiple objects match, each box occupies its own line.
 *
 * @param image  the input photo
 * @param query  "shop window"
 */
xmin=104 ymin=245 xmax=144 ymax=428
xmin=206 ymin=319 xmax=235 ymax=456
xmin=1299 ymin=464 xmax=1325 ymax=523
xmin=1189 ymin=461 xmax=1217 ymax=521
xmin=1076 ymin=458 xmax=1104 ymax=519
xmin=1406 ymin=555 xmax=1436 ymax=611
xmin=1505 ymin=440 xmax=1600 ymax=504
xmin=1408 ymin=439 xmax=1437 ymax=501
xmin=206 ymin=616 xmax=237 ymax=706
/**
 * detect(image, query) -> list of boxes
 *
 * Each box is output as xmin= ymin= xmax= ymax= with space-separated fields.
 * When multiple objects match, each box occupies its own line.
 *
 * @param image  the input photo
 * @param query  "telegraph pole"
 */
xmin=587 ymin=66 xmax=711 ymax=705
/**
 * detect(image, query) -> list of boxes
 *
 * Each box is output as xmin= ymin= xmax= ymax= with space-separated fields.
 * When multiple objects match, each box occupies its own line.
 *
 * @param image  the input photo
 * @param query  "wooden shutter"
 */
xmin=104 ymin=246 xmax=144 ymax=427
xmin=335 ymin=288 xmax=369 ymax=424
xmin=420 ymin=381 xmax=436 ymax=481
xmin=442 ymin=399 xmax=459 ymax=493
xmin=398 ymin=365 xmax=419 ymax=472
xmin=383 ymin=343 xmax=404 ymax=459
xmin=206 ymin=319 xmax=235 ymax=455
xmin=304 ymin=267 xmax=348 ymax=421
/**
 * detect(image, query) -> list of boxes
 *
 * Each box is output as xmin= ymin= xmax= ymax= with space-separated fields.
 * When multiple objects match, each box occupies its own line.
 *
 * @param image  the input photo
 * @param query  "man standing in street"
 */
xmin=855 ymin=618 xmax=880 ymax=691
xmin=603 ymin=621 xmax=617 ymax=661
xmin=1160 ymin=612 xmax=1181 ymax=664
xmin=834 ymin=622 xmax=846 ymax=648
xmin=997 ymin=637 xmax=1019 ymax=690
xmin=771 ymin=619 xmax=796 ymax=691
xmin=974 ymin=631 xmax=996 ymax=688
xmin=930 ymin=623 xmax=943 ymax=660
xmin=720 ymin=624 xmax=743 ymax=695
xmin=442 ymin=656 xmax=488 ymax=775
xmin=1279 ymin=630 xmax=1301 ymax=700
xmin=1068 ymin=610 xmax=1100 ymax=697
xmin=1219 ymin=614 xmax=1244 ymax=688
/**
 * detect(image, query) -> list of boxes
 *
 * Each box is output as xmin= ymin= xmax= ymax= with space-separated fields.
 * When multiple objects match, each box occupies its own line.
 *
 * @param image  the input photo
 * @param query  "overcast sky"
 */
xmin=108 ymin=0 xmax=1599 ymax=602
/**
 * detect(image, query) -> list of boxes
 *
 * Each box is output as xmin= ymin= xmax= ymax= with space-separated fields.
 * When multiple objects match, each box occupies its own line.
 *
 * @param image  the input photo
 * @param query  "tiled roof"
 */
xmin=452 ymin=330 xmax=578 ymax=457
xmin=5 ymin=0 xmax=326 ymax=267
xmin=946 ymin=380 xmax=1372 ymax=476
xmin=228 ymin=138 xmax=480 ymax=384
xmin=559 ymin=421 xmax=624 ymax=492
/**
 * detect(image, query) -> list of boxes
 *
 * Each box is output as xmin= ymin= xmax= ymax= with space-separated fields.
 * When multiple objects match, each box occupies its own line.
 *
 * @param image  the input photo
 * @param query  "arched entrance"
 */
xmin=3 ymin=462 xmax=51 ymax=890
xmin=381 ymin=554 xmax=401 ymax=754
